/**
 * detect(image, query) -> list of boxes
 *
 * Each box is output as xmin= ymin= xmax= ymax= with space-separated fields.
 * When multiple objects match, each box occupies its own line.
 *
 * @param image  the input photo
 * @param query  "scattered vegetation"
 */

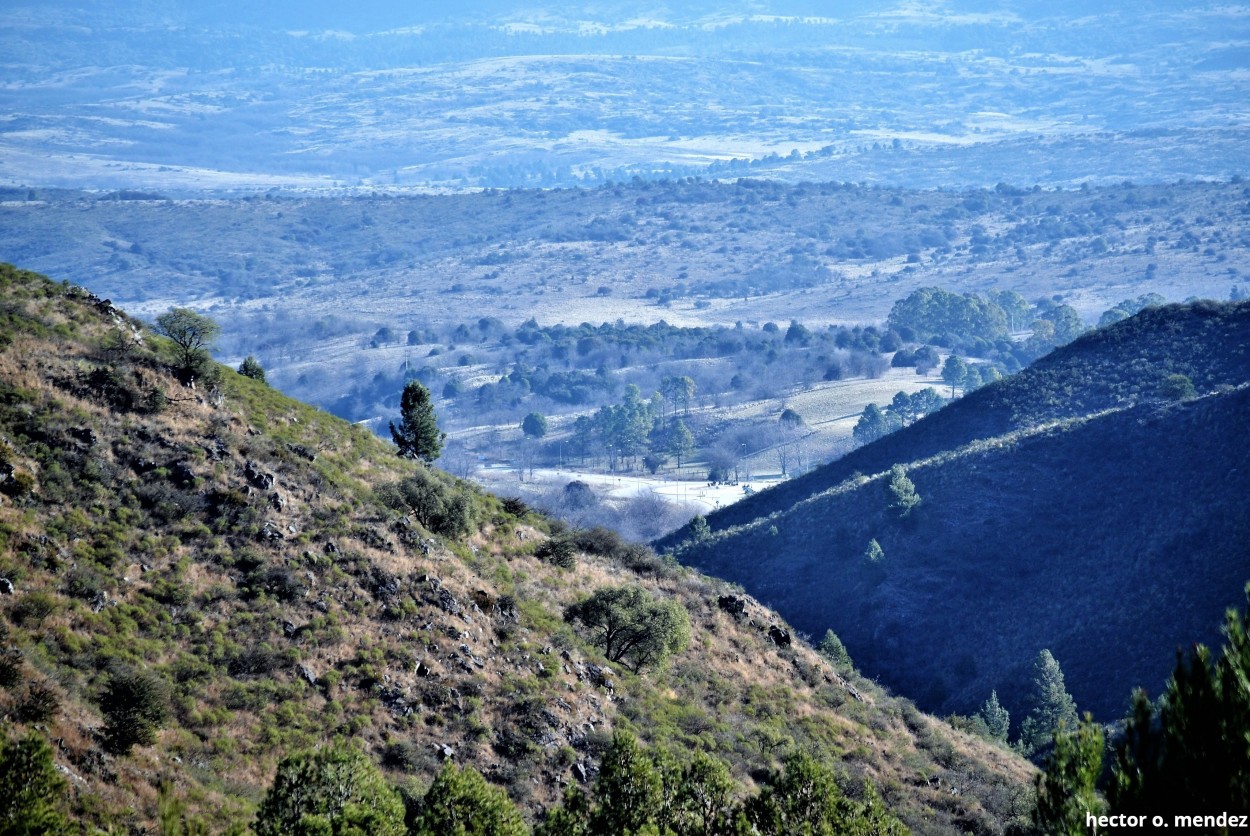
xmin=0 ymin=264 xmax=1034 ymax=832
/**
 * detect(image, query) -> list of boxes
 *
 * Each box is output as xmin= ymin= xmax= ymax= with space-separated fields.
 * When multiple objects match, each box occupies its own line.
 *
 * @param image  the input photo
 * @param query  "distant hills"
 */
xmin=661 ymin=301 xmax=1250 ymax=721
xmin=2 ymin=0 xmax=1247 ymax=190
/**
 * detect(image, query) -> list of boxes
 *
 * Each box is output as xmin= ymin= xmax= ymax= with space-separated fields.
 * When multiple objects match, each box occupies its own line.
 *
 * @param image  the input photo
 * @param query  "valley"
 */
xmin=3 ymin=0 xmax=1250 ymax=831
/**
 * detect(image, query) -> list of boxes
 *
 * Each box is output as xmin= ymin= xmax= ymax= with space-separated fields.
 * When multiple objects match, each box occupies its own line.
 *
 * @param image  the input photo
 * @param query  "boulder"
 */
xmin=717 ymin=594 xmax=747 ymax=617
xmin=768 ymin=625 xmax=792 ymax=647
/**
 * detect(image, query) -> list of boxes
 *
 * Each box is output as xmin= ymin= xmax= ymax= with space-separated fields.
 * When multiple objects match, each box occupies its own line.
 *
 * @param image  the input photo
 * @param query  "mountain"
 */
xmin=660 ymin=301 xmax=1250 ymax=722
xmin=0 ymin=262 xmax=1033 ymax=833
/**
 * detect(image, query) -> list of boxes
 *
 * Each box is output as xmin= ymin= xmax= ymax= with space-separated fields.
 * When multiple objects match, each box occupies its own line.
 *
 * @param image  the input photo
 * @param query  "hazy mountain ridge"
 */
xmin=2 ymin=0 xmax=1246 ymax=190
xmin=662 ymin=300 xmax=1250 ymax=721
xmin=0 ymin=264 xmax=1033 ymax=832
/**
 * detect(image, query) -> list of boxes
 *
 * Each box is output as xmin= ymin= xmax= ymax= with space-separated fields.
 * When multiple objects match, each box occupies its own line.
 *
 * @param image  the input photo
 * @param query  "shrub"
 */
xmin=10 ymin=592 xmax=58 ymax=627
xmin=0 ymin=732 xmax=71 ymax=834
xmin=535 ymin=536 xmax=577 ymax=569
xmin=13 ymin=681 xmax=60 ymax=724
xmin=99 ymin=666 xmax=171 ymax=754
xmin=377 ymin=470 xmax=476 ymax=539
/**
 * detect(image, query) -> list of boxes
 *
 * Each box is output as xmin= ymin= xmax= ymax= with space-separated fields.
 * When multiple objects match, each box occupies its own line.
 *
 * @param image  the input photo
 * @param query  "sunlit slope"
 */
xmin=0 ymin=263 xmax=1032 ymax=833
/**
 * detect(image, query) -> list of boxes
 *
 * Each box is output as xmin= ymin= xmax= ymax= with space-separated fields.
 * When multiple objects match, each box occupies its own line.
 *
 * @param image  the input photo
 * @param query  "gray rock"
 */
xmin=718 ymin=595 xmax=747 ymax=617
xmin=244 ymin=460 xmax=275 ymax=490
xmin=297 ymin=664 xmax=318 ymax=685
xmin=768 ymin=625 xmax=792 ymax=647
xmin=437 ymin=588 xmax=462 ymax=615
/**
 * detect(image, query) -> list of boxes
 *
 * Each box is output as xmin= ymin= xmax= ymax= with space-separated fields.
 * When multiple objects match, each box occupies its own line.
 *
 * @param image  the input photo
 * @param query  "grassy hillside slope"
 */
xmin=666 ymin=302 xmax=1250 ymax=722
xmin=0 ymin=264 xmax=1032 ymax=833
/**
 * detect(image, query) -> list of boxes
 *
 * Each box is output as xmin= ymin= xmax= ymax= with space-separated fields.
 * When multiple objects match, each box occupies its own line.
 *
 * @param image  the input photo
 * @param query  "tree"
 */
xmin=745 ymin=752 xmax=907 ymax=835
xmin=1018 ymin=649 xmax=1079 ymax=757
xmin=990 ymin=289 xmax=1033 ymax=333
xmin=1032 ymin=715 xmax=1106 ymax=834
xmin=536 ymin=786 xmax=593 ymax=836
xmin=817 ymin=629 xmax=853 ymax=671
xmin=0 ymin=732 xmax=71 ymax=835
xmin=687 ymin=514 xmax=711 ymax=542
xmin=238 ymin=355 xmax=266 ymax=383
xmin=521 ymin=411 xmax=548 ymax=439
xmin=661 ymin=375 xmax=696 ymax=417
xmin=853 ymin=403 xmax=892 ymax=445
xmin=979 ymin=691 xmax=1010 ymax=742
xmin=412 ymin=762 xmax=527 ymax=836
xmin=941 ymin=354 xmax=968 ymax=397
xmin=255 ymin=745 xmax=406 ymax=836
xmin=1159 ymin=373 xmax=1196 ymax=401
xmin=885 ymin=464 xmax=921 ymax=518
xmin=667 ymin=418 xmax=695 ymax=468
xmin=674 ymin=751 xmax=737 ymax=836
xmin=378 ymin=470 xmax=475 ymax=538
xmin=99 ymin=666 xmax=170 ymax=754
xmin=563 ymin=587 xmax=691 ymax=673
xmin=154 ymin=307 xmax=220 ymax=380
xmin=1109 ymin=587 xmax=1250 ymax=817
xmin=589 ymin=731 xmax=663 ymax=834
xmin=390 ymin=381 xmax=445 ymax=462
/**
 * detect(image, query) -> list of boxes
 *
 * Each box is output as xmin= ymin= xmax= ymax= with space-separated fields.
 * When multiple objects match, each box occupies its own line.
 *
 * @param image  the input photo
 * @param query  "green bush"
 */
xmin=99 ymin=666 xmax=171 ymax=754
xmin=0 ymin=732 xmax=71 ymax=834
xmin=255 ymin=744 xmax=406 ymax=836
xmin=411 ymin=762 xmax=527 ymax=836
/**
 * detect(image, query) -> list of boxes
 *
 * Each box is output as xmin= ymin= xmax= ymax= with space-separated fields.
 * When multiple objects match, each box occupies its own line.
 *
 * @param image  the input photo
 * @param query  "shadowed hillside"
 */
xmin=664 ymin=302 xmax=1250 ymax=723
xmin=665 ymin=300 xmax=1250 ymax=539
xmin=0 ymin=264 xmax=1033 ymax=833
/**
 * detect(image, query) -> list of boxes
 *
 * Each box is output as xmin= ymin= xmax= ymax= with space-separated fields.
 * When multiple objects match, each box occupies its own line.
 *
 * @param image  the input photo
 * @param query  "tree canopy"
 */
xmin=154 ymin=307 xmax=220 ymax=380
xmin=255 ymin=745 xmax=406 ymax=836
xmin=0 ymin=732 xmax=71 ymax=835
xmin=563 ymin=586 xmax=690 ymax=672
xmin=411 ymin=762 xmax=527 ymax=836
xmin=886 ymin=464 xmax=921 ymax=518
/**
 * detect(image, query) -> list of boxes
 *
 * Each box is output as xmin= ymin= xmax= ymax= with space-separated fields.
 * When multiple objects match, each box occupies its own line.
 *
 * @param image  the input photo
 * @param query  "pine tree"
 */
xmin=817 ymin=629 xmax=853 ymax=671
xmin=0 ymin=732 xmax=71 ymax=835
xmin=589 ymin=731 xmax=663 ymax=834
xmin=941 ymin=354 xmax=969 ymax=397
xmin=1032 ymin=714 xmax=1106 ymax=834
xmin=853 ymin=403 xmax=891 ymax=445
xmin=667 ymin=418 xmax=695 ymax=468
xmin=413 ymin=762 xmax=527 ymax=836
xmin=521 ymin=411 xmax=548 ymax=438
xmin=1110 ymin=587 xmax=1250 ymax=816
xmin=237 ymin=355 xmax=266 ymax=383
xmin=885 ymin=464 xmax=921 ymax=518
xmin=390 ymin=380 xmax=445 ymax=462
xmin=1018 ymin=649 xmax=1079 ymax=757
xmin=979 ymin=690 xmax=1010 ymax=742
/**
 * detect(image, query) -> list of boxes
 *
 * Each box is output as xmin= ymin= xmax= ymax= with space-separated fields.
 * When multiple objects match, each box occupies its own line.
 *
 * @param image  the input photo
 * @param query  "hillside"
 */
xmin=663 ymin=301 xmax=1250 ymax=722
xmin=0 ymin=263 xmax=1034 ymax=833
